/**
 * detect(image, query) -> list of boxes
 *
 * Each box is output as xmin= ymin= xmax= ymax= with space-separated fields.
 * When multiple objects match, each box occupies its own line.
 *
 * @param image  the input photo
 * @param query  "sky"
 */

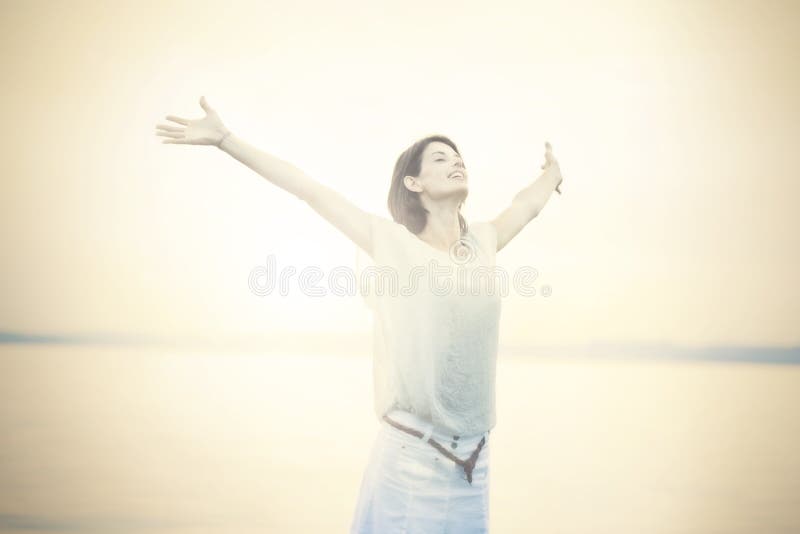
xmin=1 ymin=0 xmax=798 ymax=349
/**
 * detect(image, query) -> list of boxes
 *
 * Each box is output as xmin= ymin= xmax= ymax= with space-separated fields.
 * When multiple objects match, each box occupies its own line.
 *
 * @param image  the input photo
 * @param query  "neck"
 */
xmin=417 ymin=203 xmax=463 ymax=251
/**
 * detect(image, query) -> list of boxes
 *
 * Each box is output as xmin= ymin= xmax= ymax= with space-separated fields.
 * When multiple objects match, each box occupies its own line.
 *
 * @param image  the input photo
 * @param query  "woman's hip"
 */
xmin=379 ymin=410 xmax=491 ymax=487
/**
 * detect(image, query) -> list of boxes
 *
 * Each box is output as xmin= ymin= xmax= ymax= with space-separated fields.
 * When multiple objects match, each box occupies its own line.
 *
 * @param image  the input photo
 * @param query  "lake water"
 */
xmin=1 ymin=344 xmax=798 ymax=533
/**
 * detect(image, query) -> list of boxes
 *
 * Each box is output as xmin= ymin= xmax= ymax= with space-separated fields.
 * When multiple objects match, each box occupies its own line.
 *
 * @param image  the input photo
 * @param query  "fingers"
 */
xmin=543 ymin=141 xmax=560 ymax=173
xmin=165 ymin=115 xmax=189 ymax=125
xmin=544 ymin=141 xmax=562 ymax=194
xmin=156 ymin=130 xmax=184 ymax=139
xmin=541 ymin=141 xmax=553 ymax=169
xmin=156 ymin=118 xmax=184 ymax=141
xmin=544 ymin=141 xmax=555 ymax=164
xmin=199 ymin=95 xmax=212 ymax=113
xmin=156 ymin=123 xmax=182 ymax=132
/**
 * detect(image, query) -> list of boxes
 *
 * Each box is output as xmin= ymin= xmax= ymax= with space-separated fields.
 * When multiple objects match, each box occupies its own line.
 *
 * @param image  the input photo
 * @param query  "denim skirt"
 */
xmin=349 ymin=409 xmax=491 ymax=533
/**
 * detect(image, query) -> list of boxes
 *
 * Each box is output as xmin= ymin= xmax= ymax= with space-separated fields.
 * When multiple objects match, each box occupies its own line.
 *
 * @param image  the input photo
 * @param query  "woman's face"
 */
xmin=404 ymin=141 xmax=468 ymax=201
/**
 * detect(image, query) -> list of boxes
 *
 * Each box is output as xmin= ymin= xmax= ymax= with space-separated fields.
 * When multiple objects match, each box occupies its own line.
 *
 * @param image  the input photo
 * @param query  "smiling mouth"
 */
xmin=448 ymin=172 xmax=465 ymax=180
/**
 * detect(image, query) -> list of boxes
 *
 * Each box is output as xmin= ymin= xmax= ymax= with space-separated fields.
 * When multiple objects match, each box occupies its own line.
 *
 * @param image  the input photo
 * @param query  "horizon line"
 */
xmin=1 ymin=330 xmax=798 ymax=365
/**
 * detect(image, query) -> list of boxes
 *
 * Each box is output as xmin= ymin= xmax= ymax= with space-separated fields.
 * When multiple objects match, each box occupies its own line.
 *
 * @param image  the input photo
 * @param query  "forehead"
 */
xmin=424 ymin=142 xmax=459 ymax=158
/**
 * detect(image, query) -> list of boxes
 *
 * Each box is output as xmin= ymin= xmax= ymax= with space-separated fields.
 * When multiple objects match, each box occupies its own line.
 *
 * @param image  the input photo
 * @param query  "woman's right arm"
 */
xmin=157 ymin=96 xmax=373 ymax=256
xmin=219 ymin=133 xmax=373 ymax=256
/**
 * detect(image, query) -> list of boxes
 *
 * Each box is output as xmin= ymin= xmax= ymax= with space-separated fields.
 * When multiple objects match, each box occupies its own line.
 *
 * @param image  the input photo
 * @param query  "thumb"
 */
xmin=199 ymin=95 xmax=213 ymax=113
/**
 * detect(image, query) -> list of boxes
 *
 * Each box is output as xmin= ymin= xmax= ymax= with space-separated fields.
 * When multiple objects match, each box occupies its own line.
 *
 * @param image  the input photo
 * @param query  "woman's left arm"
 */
xmin=489 ymin=142 xmax=563 ymax=252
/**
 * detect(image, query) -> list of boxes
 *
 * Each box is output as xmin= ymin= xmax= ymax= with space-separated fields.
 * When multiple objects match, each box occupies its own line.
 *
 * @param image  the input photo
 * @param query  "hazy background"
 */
xmin=1 ymin=0 xmax=799 ymax=532
xmin=1 ymin=0 xmax=798 ymax=348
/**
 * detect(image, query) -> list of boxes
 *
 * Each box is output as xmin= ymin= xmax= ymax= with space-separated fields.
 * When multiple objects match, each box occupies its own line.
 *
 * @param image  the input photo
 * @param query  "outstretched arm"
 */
xmin=489 ymin=141 xmax=563 ymax=252
xmin=218 ymin=133 xmax=374 ymax=256
xmin=156 ymin=96 xmax=374 ymax=256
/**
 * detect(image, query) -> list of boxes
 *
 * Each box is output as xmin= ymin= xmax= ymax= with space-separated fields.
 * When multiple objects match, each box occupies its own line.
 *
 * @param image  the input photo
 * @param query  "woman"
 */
xmin=156 ymin=96 xmax=563 ymax=533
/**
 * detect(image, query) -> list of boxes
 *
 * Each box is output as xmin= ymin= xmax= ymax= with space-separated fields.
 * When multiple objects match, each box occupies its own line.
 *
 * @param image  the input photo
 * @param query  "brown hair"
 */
xmin=387 ymin=134 xmax=468 ymax=235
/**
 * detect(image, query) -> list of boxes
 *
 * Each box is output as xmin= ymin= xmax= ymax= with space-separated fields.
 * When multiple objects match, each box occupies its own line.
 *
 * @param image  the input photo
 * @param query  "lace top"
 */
xmin=360 ymin=214 xmax=502 ymax=436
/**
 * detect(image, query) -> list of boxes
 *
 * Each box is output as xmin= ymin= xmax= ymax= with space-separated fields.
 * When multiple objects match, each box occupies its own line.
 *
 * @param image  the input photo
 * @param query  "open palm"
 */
xmin=155 ymin=96 xmax=230 ymax=146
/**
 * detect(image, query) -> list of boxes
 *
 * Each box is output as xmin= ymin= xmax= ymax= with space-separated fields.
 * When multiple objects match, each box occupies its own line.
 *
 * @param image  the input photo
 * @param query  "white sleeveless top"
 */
xmin=360 ymin=214 xmax=502 ymax=436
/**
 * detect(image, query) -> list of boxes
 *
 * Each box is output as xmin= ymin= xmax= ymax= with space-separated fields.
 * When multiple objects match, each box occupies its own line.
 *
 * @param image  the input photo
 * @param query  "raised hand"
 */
xmin=539 ymin=141 xmax=563 ymax=194
xmin=155 ymin=96 xmax=231 ymax=146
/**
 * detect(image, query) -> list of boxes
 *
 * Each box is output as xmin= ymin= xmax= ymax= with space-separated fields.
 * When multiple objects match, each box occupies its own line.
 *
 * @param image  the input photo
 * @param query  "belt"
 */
xmin=382 ymin=414 xmax=487 ymax=485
